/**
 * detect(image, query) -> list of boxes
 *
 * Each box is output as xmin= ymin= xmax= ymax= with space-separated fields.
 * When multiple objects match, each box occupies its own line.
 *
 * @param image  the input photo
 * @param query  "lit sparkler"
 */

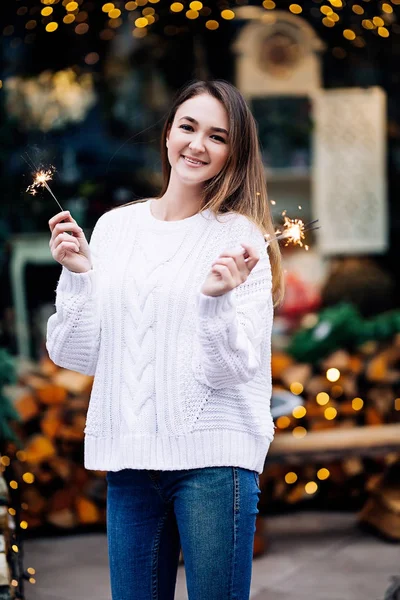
xmin=264 ymin=217 xmax=319 ymax=251
xmin=23 ymin=153 xmax=64 ymax=212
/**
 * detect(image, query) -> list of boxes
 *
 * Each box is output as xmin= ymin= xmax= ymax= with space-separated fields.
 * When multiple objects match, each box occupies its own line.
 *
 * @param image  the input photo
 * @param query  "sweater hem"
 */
xmin=84 ymin=429 xmax=273 ymax=475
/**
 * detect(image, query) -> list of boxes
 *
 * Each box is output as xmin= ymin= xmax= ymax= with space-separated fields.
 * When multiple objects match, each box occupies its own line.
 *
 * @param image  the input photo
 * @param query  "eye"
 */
xmin=211 ymin=135 xmax=227 ymax=144
xmin=179 ymin=124 xmax=193 ymax=131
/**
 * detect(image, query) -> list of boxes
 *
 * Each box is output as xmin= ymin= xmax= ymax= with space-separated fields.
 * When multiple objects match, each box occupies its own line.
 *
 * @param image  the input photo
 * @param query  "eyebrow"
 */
xmin=178 ymin=116 xmax=229 ymax=136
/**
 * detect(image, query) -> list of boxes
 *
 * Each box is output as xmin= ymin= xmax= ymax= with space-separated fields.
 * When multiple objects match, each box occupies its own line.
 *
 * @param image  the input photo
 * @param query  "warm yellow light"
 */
xmin=263 ymin=0 xmax=276 ymax=7
xmin=205 ymin=19 xmax=219 ymax=29
xmin=326 ymin=368 xmax=340 ymax=382
xmin=373 ymin=16 xmax=384 ymax=26
xmin=16 ymin=451 xmax=26 ymax=462
xmin=343 ymin=28 xmax=356 ymax=40
xmin=143 ymin=7 xmax=155 ymax=14
xmin=221 ymin=9 xmax=235 ymax=19
xmin=352 ymin=397 xmax=364 ymax=411
xmin=317 ymin=468 xmax=330 ymax=480
xmin=125 ymin=1 xmax=137 ymax=8
xmin=322 ymin=16 xmax=335 ymax=26
xmin=292 ymin=405 xmax=307 ymax=419
xmin=292 ymin=426 xmax=307 ymax=438
xmin=362 ymin=19 xmax=374 ymax=29
xmin=66 ymin=1 xmax=78 ymax=10
xmin=324 ymin=406 xmax=337 ymax=420
xmin=290 ymin=382 xmax=304 ymax=395
xmin=27 ymin=568 xmax=36 ymax=575
xmin=329 ymin=0 xmax=342 ymax=6
xmin=20 ymin=521 xmax=28 ymax=529
xmin=352 ymin=4 xmax=364 ymax=13
xmin=22 ymin=472 xmax=35 ymax=484
xmin=190 ymin=0 xmax=202 ymax=8
xmin=276 ymin=415 xmax=290 ymax=429
xmin=289 ymin=3 xmax=302 ymax=13
xmin=316 ymin=392 xmax=330 ymax=405
xmin=46 ymin=21 xmax=59 ymax=31
xmin=102 ymin=2 xmax=115 ymax=11
xmin=29 ymin=578 xmax=36 ymax=584
xmin=0 ymin=456 xmax=10 ymax=466
xmin=63 ymin=14 xmax=75 ymax=22
xmin=11 ymin=581 xmax=18 ymax=588
xmin=109 ymin=7 xmax=121 ymax=17
xmin=321 ymin=5 xmax=333 ymax=14
xmin=378 ymin=26 xmax=389 ymax=37
xmin=285 ymin=471 xmax=298 ymax=484
xmin=329 ymin=12 xmax=339 ymax=21
xmin=10 ymin=481 xmax=18 ymax=490
xmin=170 ymin=2 xmax=184 ymax=11
xmin=135 ymin=16 xmax=148 ymax=26
xmin=8 ymin=508 xmax=16 ymax=516
xmin=145 ymin=14 xmax=155 ymax=23
xmin=305 ymin=481 xmax=318 ymax=494
xmin=186 ymin=9 xmax=199 ymax=18
xmin=382 ymin=2 xmax=393 ymax=11
xmin=41 ymin=6 xmax=54 ymax=15
xmin=395 ymin=398 xmax=400 ymax=411
xmin=12 ymin=545 xmax=19 ymax=553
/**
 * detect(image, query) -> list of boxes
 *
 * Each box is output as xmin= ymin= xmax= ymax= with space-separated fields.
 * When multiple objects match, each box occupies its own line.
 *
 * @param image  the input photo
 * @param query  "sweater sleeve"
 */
xmin=192 ymin=221 xmax=273 ymax=390
xmin=45 ymin=213 xmax=108 ymax=376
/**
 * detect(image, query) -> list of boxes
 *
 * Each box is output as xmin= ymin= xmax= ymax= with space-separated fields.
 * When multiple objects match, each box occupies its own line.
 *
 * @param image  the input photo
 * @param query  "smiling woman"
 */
xmin=46 ymin=79 xmax=283 ymax=600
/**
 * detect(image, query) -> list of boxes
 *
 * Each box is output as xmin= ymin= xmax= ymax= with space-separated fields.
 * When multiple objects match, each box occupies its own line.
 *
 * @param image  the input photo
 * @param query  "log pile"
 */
xmin=260 ymin=337 xmax=400 ymax=511
xmin=4 ymin=358 xmax=107 ymax=533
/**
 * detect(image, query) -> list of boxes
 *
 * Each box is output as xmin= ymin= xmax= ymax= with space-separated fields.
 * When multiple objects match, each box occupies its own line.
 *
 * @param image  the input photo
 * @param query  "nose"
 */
xmin=188 ymin=133 xmax=205 ymax=153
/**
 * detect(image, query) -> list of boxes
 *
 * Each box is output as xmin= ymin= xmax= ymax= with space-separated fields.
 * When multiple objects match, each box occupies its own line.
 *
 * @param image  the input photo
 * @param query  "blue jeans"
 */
xmin=106 ymin=466 xmax=261 ymax=599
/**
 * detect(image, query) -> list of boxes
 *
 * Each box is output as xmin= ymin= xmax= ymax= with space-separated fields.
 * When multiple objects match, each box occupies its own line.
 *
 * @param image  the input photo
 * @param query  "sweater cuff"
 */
xmin=196 ymin=290 xmax=236 ymax=319
xmin=57 ymin=266 xmax=96 ymax=296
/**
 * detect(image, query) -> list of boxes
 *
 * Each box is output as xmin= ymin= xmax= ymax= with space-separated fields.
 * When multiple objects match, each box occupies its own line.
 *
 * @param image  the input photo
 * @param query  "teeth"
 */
xmin=184 ymin=156 xmax=205 ymax=165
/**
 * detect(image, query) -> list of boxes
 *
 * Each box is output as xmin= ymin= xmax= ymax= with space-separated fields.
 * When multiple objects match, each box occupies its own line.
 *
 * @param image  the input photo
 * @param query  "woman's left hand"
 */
xmin=200 ymin=243 xmax=260 ymax=297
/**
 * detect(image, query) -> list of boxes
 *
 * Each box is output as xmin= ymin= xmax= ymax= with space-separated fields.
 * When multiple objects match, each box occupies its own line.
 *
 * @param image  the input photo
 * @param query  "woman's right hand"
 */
xmin=49 ymin=211 xmax=92 ymax=273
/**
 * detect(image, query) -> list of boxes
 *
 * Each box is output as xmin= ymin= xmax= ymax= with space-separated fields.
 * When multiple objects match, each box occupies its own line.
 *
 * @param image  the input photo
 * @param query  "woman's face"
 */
xmin=166 ymin=93 xmax=230 ymax=186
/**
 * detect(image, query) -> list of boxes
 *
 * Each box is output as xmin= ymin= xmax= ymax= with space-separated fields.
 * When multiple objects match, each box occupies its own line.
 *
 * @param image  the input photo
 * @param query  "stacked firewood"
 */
xmin=260 ymin=337 xmax=400 ymax=512
xmin=4 ymin=358 xmax=107 ymax=532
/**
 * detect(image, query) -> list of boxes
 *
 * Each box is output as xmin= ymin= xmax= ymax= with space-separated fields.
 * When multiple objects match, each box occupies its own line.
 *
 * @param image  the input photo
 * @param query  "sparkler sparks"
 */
xmin=23 ymin=155 xmax=64 ymax=212
xmin=264 ymin=217 xmax=319 ymax=251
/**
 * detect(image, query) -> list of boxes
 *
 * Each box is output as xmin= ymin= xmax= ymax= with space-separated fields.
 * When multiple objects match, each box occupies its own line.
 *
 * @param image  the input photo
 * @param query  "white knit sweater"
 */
xmin=46 ymin=199 xmax=275 ymax=474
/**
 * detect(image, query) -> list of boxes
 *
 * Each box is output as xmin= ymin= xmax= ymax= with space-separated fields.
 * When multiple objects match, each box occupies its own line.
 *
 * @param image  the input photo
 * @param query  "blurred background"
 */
xmin=0 ymin=0 xmax=399 ymax=598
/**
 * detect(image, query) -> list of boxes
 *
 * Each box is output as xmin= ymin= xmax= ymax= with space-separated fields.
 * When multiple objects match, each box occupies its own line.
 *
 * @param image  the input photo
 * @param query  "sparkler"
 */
xmin=23 ymin=153 xmax=64 ymax=212
xmin=264 ymin=217 xmax=320 ymax=251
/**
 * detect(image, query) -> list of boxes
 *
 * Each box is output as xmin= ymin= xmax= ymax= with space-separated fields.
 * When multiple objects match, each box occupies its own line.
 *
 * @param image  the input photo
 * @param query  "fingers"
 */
xmin=48 ymin=210 xmax=74 ymax=233
xmin=212 ymin=244 xmax=259 ymax=280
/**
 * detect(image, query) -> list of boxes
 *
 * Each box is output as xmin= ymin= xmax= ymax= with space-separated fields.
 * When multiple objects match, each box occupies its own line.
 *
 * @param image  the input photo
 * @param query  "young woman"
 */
xmin=47 ymin=79 xmax=283 ymax=600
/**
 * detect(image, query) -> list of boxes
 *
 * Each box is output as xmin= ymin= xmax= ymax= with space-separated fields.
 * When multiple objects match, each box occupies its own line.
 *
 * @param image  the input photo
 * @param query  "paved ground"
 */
xmin=23 ymin=511 xmax=400 ymax=600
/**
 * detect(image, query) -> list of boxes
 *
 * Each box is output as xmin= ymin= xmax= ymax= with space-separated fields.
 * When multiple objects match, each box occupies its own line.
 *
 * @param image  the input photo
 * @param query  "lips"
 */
xmin=182 ymin=155 xmax=208 ymax=166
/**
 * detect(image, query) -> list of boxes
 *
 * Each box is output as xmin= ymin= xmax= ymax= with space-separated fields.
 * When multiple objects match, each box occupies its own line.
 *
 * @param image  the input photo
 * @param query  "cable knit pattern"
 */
xmin=46 ymin=199 xmax=275 ymax=474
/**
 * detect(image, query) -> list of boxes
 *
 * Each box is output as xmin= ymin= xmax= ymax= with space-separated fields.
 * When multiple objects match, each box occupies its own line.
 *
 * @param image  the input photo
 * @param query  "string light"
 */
xmin=324 ymin=406 xmax=337 ymax=420
xmin=352 ymin=397 xmax=364 ymax=410
xmin=285 ymin=472 xmax=298 ymax=484
xmin=290 ymin=382 xmax=304 ymax=395
xmin=292 ymin=405 xmax=307 ymax=418
xmin=326 ymin=368 xmax=340 ymax=382
xmin=305 ymin=481 xmax=318 ymax=494
xmin=317 ymin=468 xmax=330 ymax=480
xmin=292 ymin=426 xmax=307 ymax=438
xmin=316 ymin=392 xmax=330 ymax=405
xmin=276 ymin=415 xmax=291 ymax=429
xmin=205 ymin=19 xmax=219 ymax=29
